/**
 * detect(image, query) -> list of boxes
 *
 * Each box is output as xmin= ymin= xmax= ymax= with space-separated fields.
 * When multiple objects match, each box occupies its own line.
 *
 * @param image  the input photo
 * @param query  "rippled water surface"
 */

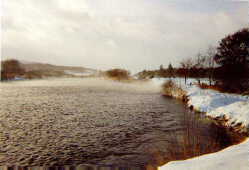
xmin=0 ymin=78 xmax=244 ymax=169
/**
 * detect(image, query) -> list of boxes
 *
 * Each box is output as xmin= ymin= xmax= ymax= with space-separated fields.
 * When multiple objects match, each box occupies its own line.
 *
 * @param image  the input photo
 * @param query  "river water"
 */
xmin=0 ymin=78 xmax=244 ymax=170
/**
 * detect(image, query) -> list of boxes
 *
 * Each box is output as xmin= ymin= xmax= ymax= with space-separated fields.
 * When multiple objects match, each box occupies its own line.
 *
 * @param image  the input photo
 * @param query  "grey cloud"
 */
xmin=1 ymin=0 xmax=248 ymax=72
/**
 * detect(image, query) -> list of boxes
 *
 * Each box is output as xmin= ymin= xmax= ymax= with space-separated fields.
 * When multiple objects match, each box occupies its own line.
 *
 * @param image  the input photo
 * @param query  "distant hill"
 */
xmin=21 ymin=62 xmax=94 ymax=73
xmin=1 ymin=59 xmax=100 ymax=80
xmin=19 ymin=61 xmax=99 ymax=78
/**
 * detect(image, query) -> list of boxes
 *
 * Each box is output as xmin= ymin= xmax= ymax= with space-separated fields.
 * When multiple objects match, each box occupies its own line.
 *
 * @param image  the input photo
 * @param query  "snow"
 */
xmin=209 ymin=101 xmax=249 ymax=131
xmin=1 ymin=77 xmax=26 ymax=81
xmin=64 ymin=70 xmax=95 ymax=76
xmin=152 ymin=77 xmax=249 ymax=129
xmin=13 ymin=77 xmax=25 ymax=81
xmin=159 ymin=138 xmax=249 ymax=170
xmin=186 ymin=85 xmax=249 ymax=132
xmin=151 ymin=78 xmax=249 ymax=170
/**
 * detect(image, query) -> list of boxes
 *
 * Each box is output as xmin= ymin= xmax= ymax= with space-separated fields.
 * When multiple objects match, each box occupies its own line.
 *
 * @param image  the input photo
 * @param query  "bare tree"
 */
xmin=192 ymin=52 xmax=206 ymax=84
xmin=206 ymin=46 xmax=216 ymax=85
xmin=192 ymin=47 xmax=216 ymax=85
xmin=180 ymin=58 xmax=194 ymax=84
xmin=194 ymin=52 xmax=206 ymax=68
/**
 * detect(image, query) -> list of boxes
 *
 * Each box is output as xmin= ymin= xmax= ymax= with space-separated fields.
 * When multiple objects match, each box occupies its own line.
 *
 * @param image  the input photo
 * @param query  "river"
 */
xmin=0 ymin=78 xmax=244 ymax=170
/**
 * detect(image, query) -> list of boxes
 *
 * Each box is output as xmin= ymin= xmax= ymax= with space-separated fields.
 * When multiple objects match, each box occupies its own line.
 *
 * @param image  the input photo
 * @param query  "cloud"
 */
xmin=1 ymin=0 xmax=248 ymax=72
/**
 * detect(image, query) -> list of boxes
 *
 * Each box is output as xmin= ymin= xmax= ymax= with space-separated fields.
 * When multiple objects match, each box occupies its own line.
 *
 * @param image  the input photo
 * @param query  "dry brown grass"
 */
xmin=153 ymin=112 xmax=246 ymax=166
xmin=198 ymin=83 xmax=224 ymax=92
xmin=161 ymin=80 xmax=187 ymax=101
xmin=198 ymin=82 xmax=249 ymax=95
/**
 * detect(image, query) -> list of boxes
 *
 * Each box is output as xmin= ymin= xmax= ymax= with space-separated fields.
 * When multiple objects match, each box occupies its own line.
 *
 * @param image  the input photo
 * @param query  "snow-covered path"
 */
xmin=151 ymin=78 xmax=249 ymax=170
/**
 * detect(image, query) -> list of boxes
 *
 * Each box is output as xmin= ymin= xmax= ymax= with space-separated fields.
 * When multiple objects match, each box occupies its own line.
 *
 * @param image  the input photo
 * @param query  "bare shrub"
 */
xmin=161 ymin=80 xmax=186 ymax=101
xmin=161 ymin=80 xmax=175 ymax=94
xmin=165 ymin=112 xmax=246 ymax=163
xmin=105 ymin=68 xmax=131 ymax=81
xmin=1 ymin=59 xmax=25 ymax=80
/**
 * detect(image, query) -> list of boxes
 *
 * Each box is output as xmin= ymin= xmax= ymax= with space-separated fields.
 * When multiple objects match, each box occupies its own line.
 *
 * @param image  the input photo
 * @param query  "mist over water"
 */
xmin=0 ymin=78 xmax=161 ymax=93
xmin=0 ymin=78 xmax=244 ymax=169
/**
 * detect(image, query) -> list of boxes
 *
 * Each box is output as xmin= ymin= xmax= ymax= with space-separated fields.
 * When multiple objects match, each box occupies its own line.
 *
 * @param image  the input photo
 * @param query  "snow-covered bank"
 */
xmin=151 ymin=78 xmax=249 ymax=170
xmin=160 ymin=138 xmax=249 ymax=170
xmin=153 ymin=78 xmax=249 ymax=132
xmin=187 ymin=86 xmax=249 ymax=133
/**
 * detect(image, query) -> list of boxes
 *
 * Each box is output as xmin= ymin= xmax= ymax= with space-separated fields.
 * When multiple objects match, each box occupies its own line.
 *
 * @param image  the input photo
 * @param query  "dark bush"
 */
xmin=1 ymin=59 xmax=25 ymax=80
xmin=105 ymin=68 xmax=131 ymax=81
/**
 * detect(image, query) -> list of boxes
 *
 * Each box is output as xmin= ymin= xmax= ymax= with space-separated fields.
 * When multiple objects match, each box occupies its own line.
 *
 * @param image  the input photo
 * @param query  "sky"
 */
xmin=1 ymin=0 xmax=249 ymax=73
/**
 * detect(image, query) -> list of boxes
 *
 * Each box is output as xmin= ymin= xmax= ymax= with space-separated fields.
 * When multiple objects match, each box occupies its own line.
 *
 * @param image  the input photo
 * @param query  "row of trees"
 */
xmin=180 ymin=28 xmax=249 ymax=92
xmin=137 ymin=28 xmax=249 ymax=92
xmin=2 ymin=28 xmax=248 ymax=92
xmin=178 ymin=45 xmax=216 ymax=85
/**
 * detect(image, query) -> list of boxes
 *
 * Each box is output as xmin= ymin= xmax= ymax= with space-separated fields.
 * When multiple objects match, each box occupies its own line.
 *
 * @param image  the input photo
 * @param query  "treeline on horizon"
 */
xmin=136 ymin=28 xmax=249 ymax=93
xmin=1 ymin=28 xmax=249 ymax=93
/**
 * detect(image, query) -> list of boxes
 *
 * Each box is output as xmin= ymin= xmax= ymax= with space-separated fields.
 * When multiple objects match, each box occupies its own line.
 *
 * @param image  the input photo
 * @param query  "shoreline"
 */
xmin=155 ymin=78 xmax=249 ymax=170
xmin=160 ymin=138 xmax=249 ymax=170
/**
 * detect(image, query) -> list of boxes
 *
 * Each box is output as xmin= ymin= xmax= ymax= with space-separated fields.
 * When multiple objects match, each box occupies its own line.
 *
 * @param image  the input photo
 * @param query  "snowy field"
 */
xmin=151 ymin=78 xmax=249 ymax=170
xmin=64 ymin=70 xmax=95 ymax=77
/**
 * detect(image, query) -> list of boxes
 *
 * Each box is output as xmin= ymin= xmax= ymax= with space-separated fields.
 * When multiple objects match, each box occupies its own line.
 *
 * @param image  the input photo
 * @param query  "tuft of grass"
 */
xmin=161 ymin=80 xmax=187 ymax=101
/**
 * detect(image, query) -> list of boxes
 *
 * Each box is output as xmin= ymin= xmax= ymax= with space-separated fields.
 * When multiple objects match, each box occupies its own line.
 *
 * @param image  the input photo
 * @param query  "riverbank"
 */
xmin=152 ymin=78 xmax=249 ymax=170
xmin=160 ymin=138 xmax=249 ymax=170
